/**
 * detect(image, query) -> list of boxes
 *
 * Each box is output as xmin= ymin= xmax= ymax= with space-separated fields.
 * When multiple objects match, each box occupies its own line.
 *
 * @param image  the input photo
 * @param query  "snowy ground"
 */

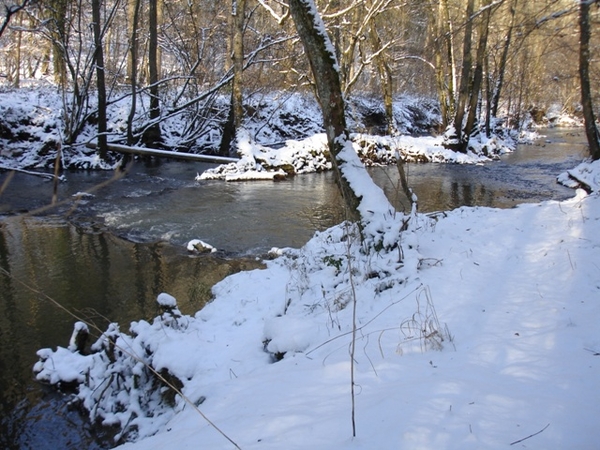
xmin=34 ymin=155 xmax=600 ymax=449
xmin=6 ymin=80 xmax=598 ymax=449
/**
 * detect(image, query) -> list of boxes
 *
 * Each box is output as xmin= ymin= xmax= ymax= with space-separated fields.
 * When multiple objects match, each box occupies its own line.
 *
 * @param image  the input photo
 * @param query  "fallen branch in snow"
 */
xmin=86 ymin=141 xmax=240 ymax=164
xmin=509 ymin=423 xmax=550 ymax=446
xmin=0 ymin=165 xmax=62 ymax=181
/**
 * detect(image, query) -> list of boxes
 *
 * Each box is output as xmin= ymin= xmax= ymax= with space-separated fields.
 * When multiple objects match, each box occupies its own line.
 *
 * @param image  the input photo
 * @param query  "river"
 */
xmin=0 ymin=128 xmax=588 ymax=448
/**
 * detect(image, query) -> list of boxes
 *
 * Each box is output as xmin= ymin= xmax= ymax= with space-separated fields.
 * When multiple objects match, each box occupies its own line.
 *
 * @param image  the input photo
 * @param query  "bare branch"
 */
xmin=256 ymin=0 xmax=290 ymax=24
xmin=0 ymin=0 xmax=28 ymax=37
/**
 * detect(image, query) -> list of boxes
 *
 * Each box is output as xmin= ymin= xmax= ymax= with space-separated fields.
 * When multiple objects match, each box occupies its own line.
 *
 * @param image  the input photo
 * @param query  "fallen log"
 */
xmin=86 ymin=142 xmax=239 ymax=164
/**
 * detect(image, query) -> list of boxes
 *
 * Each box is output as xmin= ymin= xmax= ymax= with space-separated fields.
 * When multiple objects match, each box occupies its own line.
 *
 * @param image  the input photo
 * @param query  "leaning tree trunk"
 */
xmin=579 ymin=0 xmax=600 ymax=160
xmin=287 ymin=0 xmax=360 ymax=221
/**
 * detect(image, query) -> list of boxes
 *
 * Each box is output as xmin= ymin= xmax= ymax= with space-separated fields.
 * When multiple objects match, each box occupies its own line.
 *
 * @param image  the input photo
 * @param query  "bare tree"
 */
xmin=462 ymin=0 xmax=492 ymax=145
xmin=443 ymin=0 xmax=494 ymax=153
xmin=429 ymin=0 xmax=456 ymax=129
xmin=143 ymin=0 xmax=163 ymax=146
xmin=490 ymin=0 xmax=518 ymax=120
xmin=0 ymin=0 xmax=28 ymax=38
xmin=126 ymin=0 xmax=141 ymax=147
xmin=220 ymin=0 xmax=247 ymax=156
xmin=369 ymin=23 xmax=395 ymax=134
xmin=578 ymin=0 xmax=600 ymax=160
xmin=92 ymin=0 xmax=107 ymax=159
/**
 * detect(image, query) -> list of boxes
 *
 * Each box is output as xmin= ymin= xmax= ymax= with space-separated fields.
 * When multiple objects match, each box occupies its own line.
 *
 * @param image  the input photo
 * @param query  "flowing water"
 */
xmin=0 ymin=128 xmax=588 ymax=448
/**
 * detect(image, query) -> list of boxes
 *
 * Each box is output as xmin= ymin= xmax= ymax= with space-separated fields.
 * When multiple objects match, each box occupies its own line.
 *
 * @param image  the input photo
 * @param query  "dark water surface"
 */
xmin=0 ymin=128 xmax=588 ymax=448
xmin=370 ymin=128 xmax=586 ymax=213
xmin=0 ymin=217 xmax=263 ymax=449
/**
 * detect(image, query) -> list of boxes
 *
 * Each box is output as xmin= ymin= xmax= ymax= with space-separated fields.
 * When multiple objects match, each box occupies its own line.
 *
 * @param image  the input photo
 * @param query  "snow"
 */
xmin=303 ymin=0 xmax=340 ymax=73
xmin=4 ymin=80 xmax=598 ymax=450
xmin=33 ymin=156 xmax=600 ymax=449
xmin=186 ymin=239 xmax=217 ymax=254
xmin=0 ymin=86 xmax=512 ymax=175
xmin=157 ymin=293 xmax=178 ymax=308
xmin=558 ymin=158 xmax=600 ymax=192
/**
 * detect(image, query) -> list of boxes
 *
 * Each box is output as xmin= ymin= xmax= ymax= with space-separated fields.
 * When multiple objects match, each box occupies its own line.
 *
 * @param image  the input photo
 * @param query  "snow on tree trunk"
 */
xmin=288 ymin=0 xmax=405 ymax=249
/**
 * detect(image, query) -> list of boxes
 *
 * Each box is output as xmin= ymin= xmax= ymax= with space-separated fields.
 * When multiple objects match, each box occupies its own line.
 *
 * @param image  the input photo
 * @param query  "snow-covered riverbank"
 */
xmin=33 ymin=155 xmax=600 ymax=449
xmin=4 ymin=81 xmax=598 ymax=450
xmin=0 ymin=86 xmax=521 ymax=175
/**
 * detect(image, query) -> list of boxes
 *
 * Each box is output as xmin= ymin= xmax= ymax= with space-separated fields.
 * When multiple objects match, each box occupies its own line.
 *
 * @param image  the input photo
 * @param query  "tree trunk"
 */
xmin=127 ymin=0 xmax=141 ymax=147
xmin=92 ymin=0 xmax=107 ymax=159
xmin=220 ymin=0 xmax=246 ymax=156
xmin=143 ymin=0 xmax=162 ymax=146
xmin=430 ymin=0 xmax=455 ymax=129
xmin=369 ymin=25 xmax=395 ymax=135
xmin=462 ymin=0 xmax=492 ymax=148
xmin=51 ymin=0 xmax=68 ymax=87
xmin=578 ymin=0 xmax=600 ymax=160
xmin=491 ymin=0 xmax=518 ymax=119
xmin=450 ymin=0 xmax=475 ymax=151
xmin=14 ymin=13 xmax=22 ymax=87
xmin=287 ymin=0 xmax=360 ymax=221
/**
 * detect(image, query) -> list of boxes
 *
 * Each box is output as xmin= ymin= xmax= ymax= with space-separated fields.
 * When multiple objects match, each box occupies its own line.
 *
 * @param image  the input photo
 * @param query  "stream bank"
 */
xmin=0 ymin=127 xmax=588 ymax=448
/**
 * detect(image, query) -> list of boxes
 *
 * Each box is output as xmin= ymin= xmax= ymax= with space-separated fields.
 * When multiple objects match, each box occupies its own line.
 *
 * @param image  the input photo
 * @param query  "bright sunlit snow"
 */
xmin=34 ymin=154 xmax=600 ymax=449
xmin=5 ymin=72 xmax=597 ymax=450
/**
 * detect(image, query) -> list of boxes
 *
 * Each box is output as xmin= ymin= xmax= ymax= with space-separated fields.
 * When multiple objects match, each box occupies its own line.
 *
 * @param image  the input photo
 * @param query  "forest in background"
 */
xmin=0 ymin=0 xmax=598 ymax=159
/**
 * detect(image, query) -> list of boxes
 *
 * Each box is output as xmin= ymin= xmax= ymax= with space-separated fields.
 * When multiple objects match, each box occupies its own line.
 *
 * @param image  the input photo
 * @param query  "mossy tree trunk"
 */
xmin=429 ymin=0 xmax=455 ymax=129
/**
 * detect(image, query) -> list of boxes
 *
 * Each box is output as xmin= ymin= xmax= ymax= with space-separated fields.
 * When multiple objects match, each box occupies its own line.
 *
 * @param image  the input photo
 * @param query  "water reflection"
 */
xmin=368 ymin=128 xmax=586 ymax=213
xmin=0 ymin=127 xmax=589 ymax=448
xmin=0 ymin=217 xmax=262 ymax=448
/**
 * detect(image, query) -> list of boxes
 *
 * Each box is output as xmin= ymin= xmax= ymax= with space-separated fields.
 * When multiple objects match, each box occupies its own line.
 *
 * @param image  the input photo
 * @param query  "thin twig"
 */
xmin=509 ymin=423 xmax=550 ymax=446
xmin=1 ymin=267 xmax=242 ymax=450
xmin=345 ymin=221 xmax=358 ymax=438
xmin=566 ymin=249 xmax=575 ymax=270
xmin=0 ymin=170 xmax=16 ymax=197
xmin=25 ymin=162 xmax=132 ymax=217
xmin=0 ymin=166 xmax=57 ymax=180
xmin=305 ymin=284 xmax=422 ymax=356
